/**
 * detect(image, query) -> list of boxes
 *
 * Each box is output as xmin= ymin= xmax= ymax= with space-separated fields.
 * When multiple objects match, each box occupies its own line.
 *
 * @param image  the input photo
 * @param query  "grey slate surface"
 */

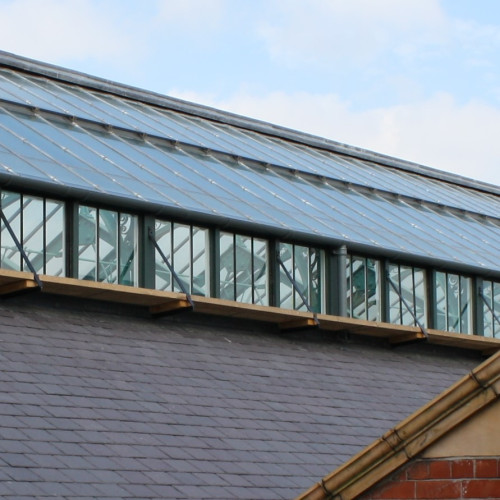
xmin=0 ymin=295 xmax=480 ymax=499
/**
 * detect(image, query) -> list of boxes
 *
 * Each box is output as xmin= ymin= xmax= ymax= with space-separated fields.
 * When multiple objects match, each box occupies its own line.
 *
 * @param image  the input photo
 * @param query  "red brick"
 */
xmin=407 ymin=461 xmax=430 ymax=480
xmin=369 ymin=480 xmax=416 ymax=499
xmin=416 ymin=480 xmax=461 ymax=499
xmin=475 ymin=459 xmax=499 ymax=478
xmin=429 ymin=460 xmax=452 ymax=479
xmin=451 ymin=459 xmax=474 ymax=479
xmin=390 ymin=468 xmax=409 ymax=482
xmin=462 ymin=479 xmax=500 ymax=498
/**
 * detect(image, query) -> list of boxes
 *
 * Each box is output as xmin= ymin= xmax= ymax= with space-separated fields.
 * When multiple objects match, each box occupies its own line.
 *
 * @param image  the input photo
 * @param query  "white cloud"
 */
xmin=0 ymin=0 xmax=140 ymax=63
xmin=258 ymin=0 xmax=447 ymax=67
xmin=169 ymin=88 xmax=500 ymax=186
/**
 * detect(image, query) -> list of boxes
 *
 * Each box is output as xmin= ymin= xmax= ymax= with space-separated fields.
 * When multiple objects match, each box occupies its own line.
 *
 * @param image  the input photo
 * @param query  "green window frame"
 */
xmin=388 ymin=263 xmax=427 ymax=327
xmin=219 ymin=232 xmax=268 ymax=305
xmin=481 ymin=279 xmax=500 ymax=338
xmin=346 ymin=255 xmax=381 ymax=321
xmin=278 ymin=242 xmax=322 ymax=312
xmin=77 ymin=205 xmax=137 ymax=286
xmin=434 ymin=271 xmax=472 ymax=334
xmin=155 ymin=220 xmax=209 ymax=296
xmin=0 ymin=190 xmax=65 ymax=276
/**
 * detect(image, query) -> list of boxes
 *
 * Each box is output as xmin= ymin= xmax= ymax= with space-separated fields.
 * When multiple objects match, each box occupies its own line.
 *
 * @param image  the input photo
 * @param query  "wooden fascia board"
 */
xmin=0 ymin=269 xmax=499 ymax=352
xmin=295 ymin=351 xmax=500 ymax=500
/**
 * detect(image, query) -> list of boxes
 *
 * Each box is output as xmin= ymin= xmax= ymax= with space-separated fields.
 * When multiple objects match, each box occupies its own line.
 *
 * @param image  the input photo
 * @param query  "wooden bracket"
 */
xmin=0 ymin=279 xmax=40 ymax=298
xmin=279 ymin=317 xmax=319 ymax=333
xmin=389 ymin=331 xmax=427 ymax=347
xmin=149 ymin=299 xmax=193 ymax=317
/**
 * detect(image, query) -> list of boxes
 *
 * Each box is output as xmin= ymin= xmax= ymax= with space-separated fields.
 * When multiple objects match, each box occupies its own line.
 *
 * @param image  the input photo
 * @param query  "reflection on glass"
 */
xmin=482 ymin=280 xmax=500 ymax=339
xmin=219 ymin=231 xmax=268 ymax=305
xmin=78 ymin=206 xmax=97 ymax=281
xmin=346 ymin=255 xmax=380 ymax=321
xmin=1 ymin=191 xmax=65 ymax=275
xmin=388 ymin=263 xmax=427 ymax=327
xmin=45 ymin=200 xmax=65 ymax=276
xmin=1 ymin=191 xmax=21 ymax=271
xmin=434 ymin=271 xmax=471 ymax=334
xmin=78 ymin=205 xmax=137 ymax=286
xmin=155 ymin=220 xmax=208 ymax=296
xmin=279 ymin=242 xmax=322 ymax=312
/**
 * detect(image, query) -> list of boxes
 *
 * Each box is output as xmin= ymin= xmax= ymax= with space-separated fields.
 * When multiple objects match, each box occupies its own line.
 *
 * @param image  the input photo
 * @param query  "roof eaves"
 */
xmin=1 ymin=50 xmax=499 ymax=197
xmin=295 ymin=350 xmax=500 ymax=500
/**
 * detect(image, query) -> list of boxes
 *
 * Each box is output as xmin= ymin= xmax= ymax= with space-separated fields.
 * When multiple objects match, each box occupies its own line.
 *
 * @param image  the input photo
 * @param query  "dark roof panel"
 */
xmin=0 ymin=296 xmax=480 ymax=499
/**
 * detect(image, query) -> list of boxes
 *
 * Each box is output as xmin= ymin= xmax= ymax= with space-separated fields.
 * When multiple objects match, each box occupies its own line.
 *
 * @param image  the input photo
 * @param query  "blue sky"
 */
xmin=1 ymin=0 xmax=499 ymax=185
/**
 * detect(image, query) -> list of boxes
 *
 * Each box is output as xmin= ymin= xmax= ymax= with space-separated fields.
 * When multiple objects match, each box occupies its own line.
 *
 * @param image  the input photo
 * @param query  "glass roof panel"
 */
xmin=1 ymin=68 xmax=500 ymax=272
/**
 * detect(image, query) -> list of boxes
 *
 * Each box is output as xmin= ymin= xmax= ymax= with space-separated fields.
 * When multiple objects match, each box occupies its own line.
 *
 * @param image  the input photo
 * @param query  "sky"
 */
xmin=0 ymin=0 xmax=499 ymax=186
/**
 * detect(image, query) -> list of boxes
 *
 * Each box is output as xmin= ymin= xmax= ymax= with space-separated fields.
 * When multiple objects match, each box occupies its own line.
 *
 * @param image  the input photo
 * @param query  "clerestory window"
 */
xmin=77 ymin=206 xmax=138 ymax=286
xmin=0 ymin=190 xmax=65 ymax=276
xmin=219 ymin=232 xmax=268 ymax=305
xmin=155 ymin=220 xmax=209 ymax=296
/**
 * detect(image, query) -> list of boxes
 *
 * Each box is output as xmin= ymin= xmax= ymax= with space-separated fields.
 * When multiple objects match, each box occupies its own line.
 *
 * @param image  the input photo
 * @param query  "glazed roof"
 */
xmin=1 ymin=51 xmax=500 ymax=274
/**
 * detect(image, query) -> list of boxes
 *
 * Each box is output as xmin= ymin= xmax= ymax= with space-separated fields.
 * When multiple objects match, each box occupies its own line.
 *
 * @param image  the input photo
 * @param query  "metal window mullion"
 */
xmin=386 ymin=267 xmax=428 ymax=338
xmin=479 ymin=285 xmax=500 ymax=332
xmin=148 ymin=227 xmax=193 ymax=307
xmin=276 ymin=245 xmax=317 ymax=320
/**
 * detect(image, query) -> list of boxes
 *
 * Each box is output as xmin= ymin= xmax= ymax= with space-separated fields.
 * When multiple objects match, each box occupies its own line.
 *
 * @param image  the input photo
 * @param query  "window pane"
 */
xmin=460 ymin=276 xmax=471 ymax=334
xmin=192 ymin=226 xmax=208 ymax=296
xmin=78 ymin=206 xmax=97 ymax=281
xmin=155 ymin=220 xmax=172 ymax=291
xmin=294 ymin=245 xmax=309 ymax=311
xmin=119 ymin=213 xmax=137 ymax=286
xmin=447 ymin=274 xmax=460 ymax=332
xmin=253 ymin=238 xmax=268 ymax=306
xmin=483 ymin=281 xmax=493 ymax=338
xmin=1 ymin=191 xmax=21 ymax=270
xmin=388 ymin=264 xmax=401 ymax=324
xmin=366 ymin=258 xmax=380 ymax=321
xmin=310 ymin=248 xmax=321 ymax=313
xmin=399 ymin=266 xmax=414 ymax=326
xmin=22 ymin=196 xmax=44 ymax=273
xmin=45 ymin=200 xmax=65 ymax=276
xmin=235 ymin=234 xmax=252 ymax=303
xmin=173 ymin=223 xmax=190 ymax=293
xmin=219 ymin=232 xmax=234 ymax=300
xmin=434 ymin=271 xmax=447 ymax=331
xmin=99 ymin=210 xmax=118 ymax=283
xmin=279 ymin=243 xmax=293 ymax=309
xmin=494 ymin=282 xmax=500 ymax=339
xmin=414 ymin=268 xmax=427 ymax=326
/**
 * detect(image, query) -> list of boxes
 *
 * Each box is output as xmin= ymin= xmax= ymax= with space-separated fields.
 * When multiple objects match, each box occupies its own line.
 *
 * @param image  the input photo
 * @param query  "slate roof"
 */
xmin=0 ymin=294 xmax=480 ymax=499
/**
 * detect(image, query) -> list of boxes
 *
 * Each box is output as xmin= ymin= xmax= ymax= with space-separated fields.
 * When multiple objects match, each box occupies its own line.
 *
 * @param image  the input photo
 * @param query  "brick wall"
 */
xmin=359 ymin=458 xmax=500 ymax=499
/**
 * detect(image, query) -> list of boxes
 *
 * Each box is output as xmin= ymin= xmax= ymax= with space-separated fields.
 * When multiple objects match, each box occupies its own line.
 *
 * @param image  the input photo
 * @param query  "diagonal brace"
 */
xmin=276 ymin=250 xmax=319 ymax=326
xmin=386 ymin=272 xmax=427 ymax=339
xmin=0 ymin=207 xmax=43 ymax=289
xmin=148 ymin=227 xmax=193 ymax=309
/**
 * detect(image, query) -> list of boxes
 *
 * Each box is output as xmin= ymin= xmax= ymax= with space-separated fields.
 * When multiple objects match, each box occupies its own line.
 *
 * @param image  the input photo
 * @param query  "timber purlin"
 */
xmin=0 ymin=268 xmax=498 ymax=353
